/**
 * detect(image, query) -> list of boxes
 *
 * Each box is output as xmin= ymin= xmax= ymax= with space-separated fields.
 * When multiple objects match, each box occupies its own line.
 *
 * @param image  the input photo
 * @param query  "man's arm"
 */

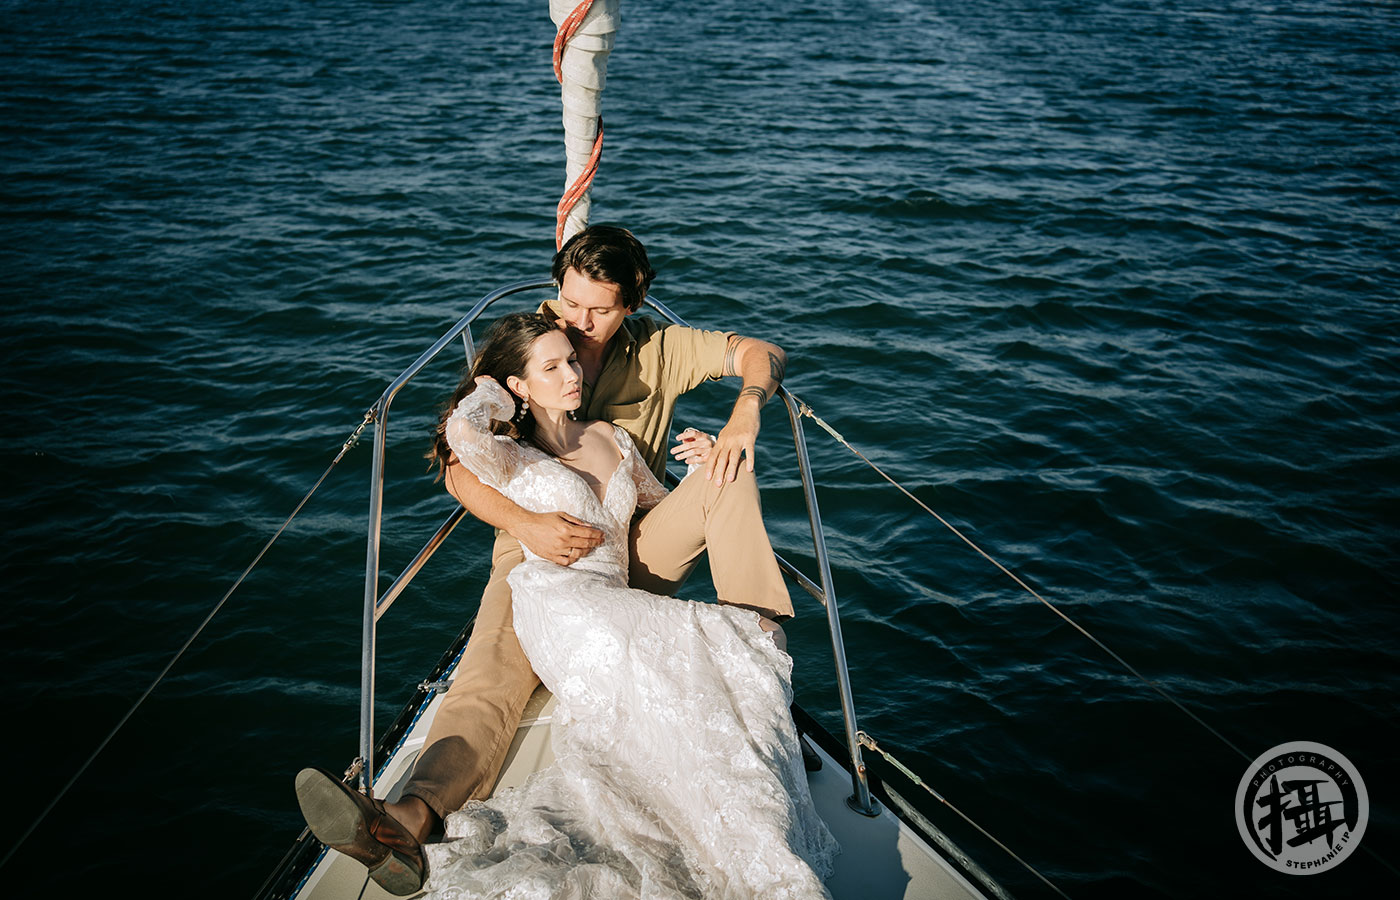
xmin=445 ymin=462 xmax=604 ymax=566
xmin=705 ymin=334 xmax=786 ymax=483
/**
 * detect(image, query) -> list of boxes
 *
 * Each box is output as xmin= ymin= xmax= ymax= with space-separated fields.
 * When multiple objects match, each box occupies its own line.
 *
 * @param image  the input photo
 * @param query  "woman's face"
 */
xmin=509 ymin=329 xmax=583 ymax=413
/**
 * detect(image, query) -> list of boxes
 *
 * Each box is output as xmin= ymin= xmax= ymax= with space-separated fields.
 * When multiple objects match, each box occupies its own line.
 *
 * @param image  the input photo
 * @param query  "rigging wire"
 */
xmin=9 ymin=374 xmax=1389 ymax=887
xmin=858 ymin=732 xmax=1072 ymax=900
xmin=797 ymin=401 xmax=1253 ymax=758
xmin=0 ymin=409 xmax=376 ymax=874
xmin=799 ymin=401 xmax=1400 ymax=882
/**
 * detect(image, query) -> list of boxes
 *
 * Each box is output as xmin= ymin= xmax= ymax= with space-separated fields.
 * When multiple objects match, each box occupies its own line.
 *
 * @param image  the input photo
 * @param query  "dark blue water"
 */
xmin=2 ymin=1 xmax=1396 ymax=896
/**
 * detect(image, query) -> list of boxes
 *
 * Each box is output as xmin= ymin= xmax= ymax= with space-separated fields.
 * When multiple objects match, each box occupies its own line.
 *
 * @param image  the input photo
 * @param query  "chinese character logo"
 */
xmin=1236 ymin=741 xmax=1368 ymax=874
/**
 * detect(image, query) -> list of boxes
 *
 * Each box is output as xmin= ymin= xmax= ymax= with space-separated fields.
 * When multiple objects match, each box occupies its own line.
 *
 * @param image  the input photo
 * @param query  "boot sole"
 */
xmin=294 ymin=768 xmax=424 ymax=896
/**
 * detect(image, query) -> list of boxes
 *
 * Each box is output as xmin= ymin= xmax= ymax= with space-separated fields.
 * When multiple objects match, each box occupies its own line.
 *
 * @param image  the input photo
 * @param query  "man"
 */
xmin=296 ymin=225 xmax=796 ymax=895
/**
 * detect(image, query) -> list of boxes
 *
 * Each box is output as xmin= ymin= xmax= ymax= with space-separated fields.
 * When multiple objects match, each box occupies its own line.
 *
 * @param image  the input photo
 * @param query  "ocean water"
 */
xmin=1 ymin=0 xmax=1396 ymax=896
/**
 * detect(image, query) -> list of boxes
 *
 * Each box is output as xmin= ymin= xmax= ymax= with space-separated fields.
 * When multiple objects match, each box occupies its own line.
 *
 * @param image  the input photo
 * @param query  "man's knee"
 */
xmin=452 ymin=624 xmax=535 ymax=686
xmin=705 ymin=463 xmax=762 ymax=510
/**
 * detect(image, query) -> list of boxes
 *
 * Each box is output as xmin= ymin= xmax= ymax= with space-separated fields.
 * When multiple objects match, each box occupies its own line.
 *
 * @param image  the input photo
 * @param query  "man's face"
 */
xmin=558 ymin=267 xmax=629 ymax=351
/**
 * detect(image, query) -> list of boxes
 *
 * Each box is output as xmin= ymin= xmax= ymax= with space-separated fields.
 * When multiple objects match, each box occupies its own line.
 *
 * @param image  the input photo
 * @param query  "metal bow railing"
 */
xmin=353 ymin=280 xmax=878 ymax=815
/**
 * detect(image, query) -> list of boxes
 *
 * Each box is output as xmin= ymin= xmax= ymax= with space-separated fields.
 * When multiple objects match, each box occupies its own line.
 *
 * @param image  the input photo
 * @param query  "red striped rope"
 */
xmin=553 ymin=0 xmax=604 ymax=248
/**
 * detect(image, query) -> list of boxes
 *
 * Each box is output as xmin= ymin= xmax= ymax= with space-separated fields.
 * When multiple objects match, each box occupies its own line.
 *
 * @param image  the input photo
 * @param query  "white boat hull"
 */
xmin=281 ymin=676 xmax=991 ymax=900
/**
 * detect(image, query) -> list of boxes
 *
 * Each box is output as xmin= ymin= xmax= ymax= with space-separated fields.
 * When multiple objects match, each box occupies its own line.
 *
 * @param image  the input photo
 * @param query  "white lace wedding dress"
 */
xmin=422 ymin=381 xmax=838 ymax=900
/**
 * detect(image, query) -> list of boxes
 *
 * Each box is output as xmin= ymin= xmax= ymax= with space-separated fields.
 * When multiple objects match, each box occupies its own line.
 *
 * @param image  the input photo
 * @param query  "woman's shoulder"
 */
xmin=577 ymin=418 xmax=612 ymax=434
xmin=580 ymin=418 xmax=637 ymax=455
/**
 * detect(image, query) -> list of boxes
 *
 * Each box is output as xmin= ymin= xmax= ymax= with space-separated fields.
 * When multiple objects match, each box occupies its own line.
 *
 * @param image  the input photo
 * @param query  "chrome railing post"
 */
xmin=359 ymin=399 xmax=387 ymax=792
xmin=783 ymin=390 xmax=878 ymax=816
xmin=643 ymin=293 xmax=877 ymax=816
xmin=375 ymin=507 xmax=469 ymax=621
xmin=354 ymin=283 xmax=875 ymax=815
xmin=355 ymin=280 xmax=552 ymax=794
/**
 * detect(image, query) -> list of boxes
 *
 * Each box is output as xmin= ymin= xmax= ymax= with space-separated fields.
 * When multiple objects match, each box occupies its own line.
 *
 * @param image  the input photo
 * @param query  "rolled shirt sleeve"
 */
xmin=656 ymin=323 xmax=730 ymax=396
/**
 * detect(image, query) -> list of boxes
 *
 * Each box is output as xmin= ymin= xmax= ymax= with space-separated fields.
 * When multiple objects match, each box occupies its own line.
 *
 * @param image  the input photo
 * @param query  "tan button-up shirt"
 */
xmin=540 ymin=299 xmax=731 ymax=477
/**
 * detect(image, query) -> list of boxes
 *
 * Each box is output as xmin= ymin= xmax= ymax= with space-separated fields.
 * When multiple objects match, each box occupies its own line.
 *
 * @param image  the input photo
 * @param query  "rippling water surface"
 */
xmin=2 ymin=1 xmax=1396 ymax=896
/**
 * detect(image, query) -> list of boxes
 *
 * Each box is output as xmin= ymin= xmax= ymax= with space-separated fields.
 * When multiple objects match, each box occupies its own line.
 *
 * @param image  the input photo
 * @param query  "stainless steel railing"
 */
xmin=355 ymin=281 xmax=876 ymax=815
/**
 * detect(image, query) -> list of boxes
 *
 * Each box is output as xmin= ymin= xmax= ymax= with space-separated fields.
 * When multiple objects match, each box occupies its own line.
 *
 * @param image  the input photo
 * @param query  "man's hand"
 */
xmin=445 ymin=461 xmax=603 ymax=565
xmin=511 ymin=510 xmax=604 ymax=566
xmin=709 ymin=334 xmax=786 ymax=482
xmin=706 ymin=405 xmax=760 ymax=483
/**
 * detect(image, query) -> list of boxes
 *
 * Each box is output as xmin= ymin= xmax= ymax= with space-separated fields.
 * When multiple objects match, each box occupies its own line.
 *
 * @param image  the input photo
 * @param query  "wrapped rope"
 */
xmin=551 ymin=0 xmax=618 ymax=247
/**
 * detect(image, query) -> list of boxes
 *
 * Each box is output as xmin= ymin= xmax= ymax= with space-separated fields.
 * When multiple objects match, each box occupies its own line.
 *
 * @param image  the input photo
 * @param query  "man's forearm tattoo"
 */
xmin=727 ymin=338 xmax=782 ymax=404
xmin=738 ymin=385 xmax=770 ymax=404
xmin=723 ymin=336 xmax=746 ymax=377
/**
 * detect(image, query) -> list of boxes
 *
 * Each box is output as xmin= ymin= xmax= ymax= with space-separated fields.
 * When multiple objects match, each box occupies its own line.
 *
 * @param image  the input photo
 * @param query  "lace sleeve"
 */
xmin=444 ymin=380 xmax=529 ymax=493
xmin=615 ymin=426 xmax=669 ymax=511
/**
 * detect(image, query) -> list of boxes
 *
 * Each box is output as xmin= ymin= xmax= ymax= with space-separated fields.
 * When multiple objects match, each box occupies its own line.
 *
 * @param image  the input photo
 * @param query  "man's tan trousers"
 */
xmin=402 ymin=466 xmax=793 ymax=819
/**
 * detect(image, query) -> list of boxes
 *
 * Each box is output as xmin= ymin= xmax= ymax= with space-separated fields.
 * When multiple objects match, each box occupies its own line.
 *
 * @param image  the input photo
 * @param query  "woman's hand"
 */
xmin=670 ymin=427 xmax=715 ymax=468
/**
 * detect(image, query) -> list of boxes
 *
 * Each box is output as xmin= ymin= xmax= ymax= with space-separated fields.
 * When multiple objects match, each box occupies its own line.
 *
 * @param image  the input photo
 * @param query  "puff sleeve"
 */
xmin=444 ymin=379 xmax=530 ymax=494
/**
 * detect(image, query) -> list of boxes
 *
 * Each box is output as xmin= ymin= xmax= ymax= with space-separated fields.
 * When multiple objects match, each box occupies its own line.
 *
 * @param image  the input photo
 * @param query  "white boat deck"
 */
xmin=291 ymin=683 xmax=987 ymax=899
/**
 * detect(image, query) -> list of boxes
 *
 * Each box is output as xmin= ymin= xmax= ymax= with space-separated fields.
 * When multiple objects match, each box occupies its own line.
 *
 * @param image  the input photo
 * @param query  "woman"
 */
xmin=421 ymin=312 xmax=838 ymax=899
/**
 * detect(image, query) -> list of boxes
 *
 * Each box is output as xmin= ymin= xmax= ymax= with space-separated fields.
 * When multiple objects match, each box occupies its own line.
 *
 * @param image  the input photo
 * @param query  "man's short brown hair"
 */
xmin=551 ymin=225 xmax=656 ymax=311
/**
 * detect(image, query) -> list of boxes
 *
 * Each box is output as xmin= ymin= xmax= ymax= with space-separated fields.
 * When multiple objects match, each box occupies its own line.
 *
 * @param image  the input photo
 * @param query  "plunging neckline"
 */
xmin=550 ymin=425 xmax=626 ymax=507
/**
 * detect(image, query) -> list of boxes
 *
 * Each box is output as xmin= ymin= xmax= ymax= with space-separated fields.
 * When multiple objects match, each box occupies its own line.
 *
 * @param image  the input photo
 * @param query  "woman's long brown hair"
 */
xmin=426 ymin=312 xmax=564 ymax=480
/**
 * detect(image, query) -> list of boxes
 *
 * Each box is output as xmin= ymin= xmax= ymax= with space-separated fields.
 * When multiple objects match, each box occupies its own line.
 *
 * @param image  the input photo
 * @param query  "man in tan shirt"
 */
xmin=296 ymin=226 xmax=797 ymax=895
